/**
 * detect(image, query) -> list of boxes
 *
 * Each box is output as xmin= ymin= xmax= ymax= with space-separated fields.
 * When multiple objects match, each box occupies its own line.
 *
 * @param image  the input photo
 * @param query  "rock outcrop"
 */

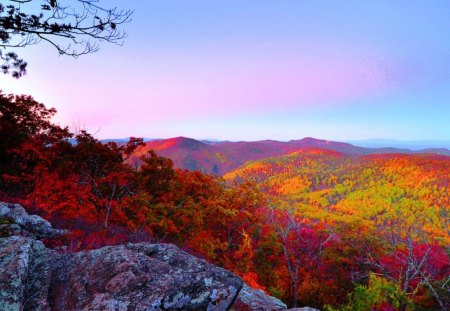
xmin=0 ymin=236 xmax=52 ymax=311
xmin=232 ymin=283 xmax=287 ymax=310
xmin=0 ymin=234 xmax=243 ymax=311
xmin=0 ymin=202 xmax=65 ymax=238
xmin=0 ymin=202 xmax=288 ymax=310
xmin=0 ymin=202 xmax=243 ymax=310
xmin=49 ymin=243 xmax=242 ymax=310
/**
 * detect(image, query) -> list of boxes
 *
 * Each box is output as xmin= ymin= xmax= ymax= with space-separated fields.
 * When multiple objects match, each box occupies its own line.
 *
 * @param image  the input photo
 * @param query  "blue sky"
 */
xmin=1 ymin=1 xmax=450 ymax=141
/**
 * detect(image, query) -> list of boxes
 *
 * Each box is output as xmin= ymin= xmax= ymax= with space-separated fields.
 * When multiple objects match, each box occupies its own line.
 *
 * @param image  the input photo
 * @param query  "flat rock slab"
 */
xmin=49 ymin=243 xmax=243 ymax=311
xmin=0 ymin=235 xmax=243 ymax=310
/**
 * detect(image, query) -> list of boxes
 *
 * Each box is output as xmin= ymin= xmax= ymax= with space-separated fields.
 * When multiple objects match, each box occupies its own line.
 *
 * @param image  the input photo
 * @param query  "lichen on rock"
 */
xmin=0 ymin=202 xmax=66 ymax=238
xmin=232 ymin=283 xmax=287 ymax=310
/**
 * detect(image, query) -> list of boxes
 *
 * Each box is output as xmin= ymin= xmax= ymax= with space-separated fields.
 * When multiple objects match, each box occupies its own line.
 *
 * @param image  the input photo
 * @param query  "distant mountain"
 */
xmin=132 ymin=137 xmax=232 ymax=174
xmin=100 ymin=138 xmax=156 ymax=143
xmin=416 ymin=148 xmax=450 ymax=156
xmin=348 ymin=139 xmax=450 ymax=150
xmin=131 ymin=137 xmax=450 ymax=175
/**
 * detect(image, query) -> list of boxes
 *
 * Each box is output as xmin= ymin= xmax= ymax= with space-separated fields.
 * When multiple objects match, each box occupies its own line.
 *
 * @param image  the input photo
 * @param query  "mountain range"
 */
xmin=130 ymin=137 xmax=450 ymax=175
xmin=348 ymin=139 xmax=450 ymax=150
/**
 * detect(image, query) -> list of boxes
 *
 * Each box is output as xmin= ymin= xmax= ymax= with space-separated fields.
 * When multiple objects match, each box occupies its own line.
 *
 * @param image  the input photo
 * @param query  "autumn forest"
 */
xmin=0 ymin=93 xmax=448 ymax=310
xmin=1 ymin=1 xmax=450 ymax=310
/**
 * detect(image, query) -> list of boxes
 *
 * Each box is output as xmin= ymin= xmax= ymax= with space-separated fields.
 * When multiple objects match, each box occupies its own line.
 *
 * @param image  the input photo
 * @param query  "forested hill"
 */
xmin=130 ymin=136 xmax=450 ymax=175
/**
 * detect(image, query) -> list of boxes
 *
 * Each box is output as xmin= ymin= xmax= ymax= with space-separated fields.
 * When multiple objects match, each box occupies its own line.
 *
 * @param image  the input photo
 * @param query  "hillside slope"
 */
xmin=132 ymin=137 xmax=450 ymax=175
xmin=224 ymin=151 xmax=449 ymax=240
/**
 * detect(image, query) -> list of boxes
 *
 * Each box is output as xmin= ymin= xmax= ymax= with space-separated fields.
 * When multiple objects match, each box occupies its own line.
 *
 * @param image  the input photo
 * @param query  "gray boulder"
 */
xmin=0 ymin=237 xmax=243 ymax=311
xmin=232 ymin=283 xmax=287 ymax=310
xmin=49 ymin=243 xmax=243 ymax=310
xmin=0 ymin=202 xmax=66 ymax=238
xmin=0 ymin=236 xmax=52 ymax=311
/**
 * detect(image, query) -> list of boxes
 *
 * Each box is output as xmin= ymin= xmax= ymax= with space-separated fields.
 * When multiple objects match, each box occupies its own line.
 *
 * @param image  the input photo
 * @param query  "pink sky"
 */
xmin=1 ymin=1 xmax=449 ymax=141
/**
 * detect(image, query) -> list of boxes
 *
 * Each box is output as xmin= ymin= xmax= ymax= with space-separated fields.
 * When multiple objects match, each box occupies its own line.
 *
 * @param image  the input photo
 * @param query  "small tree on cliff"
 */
xmin=70 ymin=131 xmax=143 ymax=230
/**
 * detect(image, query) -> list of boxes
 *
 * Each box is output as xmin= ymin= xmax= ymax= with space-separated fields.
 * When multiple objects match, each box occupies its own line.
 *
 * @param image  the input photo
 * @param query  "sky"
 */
xmin=1 ymin=1 xmax=450 ymax=141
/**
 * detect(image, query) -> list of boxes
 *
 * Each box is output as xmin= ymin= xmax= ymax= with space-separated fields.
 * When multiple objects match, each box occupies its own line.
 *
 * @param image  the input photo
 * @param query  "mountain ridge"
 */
xmin=130 ymin=137 xmax=450 ymax=175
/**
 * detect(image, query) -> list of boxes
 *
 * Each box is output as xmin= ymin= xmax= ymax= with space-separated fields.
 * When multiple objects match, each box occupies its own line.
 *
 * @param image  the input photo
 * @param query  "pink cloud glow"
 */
xmin=1 ymin=45 xmax=408 ymax=137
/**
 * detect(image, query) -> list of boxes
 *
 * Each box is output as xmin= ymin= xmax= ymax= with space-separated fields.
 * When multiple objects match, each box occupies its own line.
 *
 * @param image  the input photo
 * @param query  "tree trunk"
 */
xmin=292 ymin=281 xmax=298 ymax=308
xmin=104 ymin=205 xmax=111 ymax=230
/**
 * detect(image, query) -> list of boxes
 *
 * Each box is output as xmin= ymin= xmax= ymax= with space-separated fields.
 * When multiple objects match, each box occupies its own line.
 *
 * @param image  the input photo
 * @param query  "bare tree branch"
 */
xmin=0 ymin=0 xmax=133 ymax=77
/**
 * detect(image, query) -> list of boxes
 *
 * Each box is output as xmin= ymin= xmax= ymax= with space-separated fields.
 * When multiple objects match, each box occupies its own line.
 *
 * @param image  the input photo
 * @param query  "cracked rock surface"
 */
xmin=49 ymin=243 xmax=242 ymax=310
xmin=232 ymin=283 xmax=287 ymax=310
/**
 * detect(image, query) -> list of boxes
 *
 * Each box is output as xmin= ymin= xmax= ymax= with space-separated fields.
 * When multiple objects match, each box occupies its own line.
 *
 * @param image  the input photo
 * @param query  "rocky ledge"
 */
xmin=0 ymin=202 xmax=288 ymax=310
xmin=232 ymin=283 xmax=287 ymax=310
xmin=0 ymin=236 xmax=242 ymax=310
xmin=0 ymin=203 xmax=66 ymax=238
